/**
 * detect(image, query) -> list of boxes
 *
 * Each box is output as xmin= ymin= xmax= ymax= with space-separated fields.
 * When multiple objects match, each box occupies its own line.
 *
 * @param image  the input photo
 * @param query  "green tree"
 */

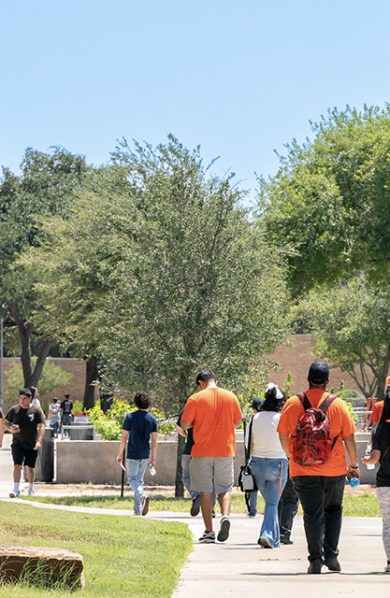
xmin=260 ymin=106 xmax=390 ymax=293
xmin=5 ymin=358 xmax=72 ymax=409
xmin=25 ymin=136 xmax=290 ymax=495
xmin=0 ymin=148 xmax=87 ymax=387
xmin=18 ymin=166 xmax=130 ymax=409
xmin=260 ymin=106 xmax=390 ymax=394
xmin=293 ymin=276 xmax=390 ymax=399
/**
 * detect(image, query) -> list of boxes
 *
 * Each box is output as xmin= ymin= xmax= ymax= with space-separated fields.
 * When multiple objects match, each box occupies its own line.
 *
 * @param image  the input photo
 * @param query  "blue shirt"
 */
xmin=123 ymin=410 xmax=158 ymax=460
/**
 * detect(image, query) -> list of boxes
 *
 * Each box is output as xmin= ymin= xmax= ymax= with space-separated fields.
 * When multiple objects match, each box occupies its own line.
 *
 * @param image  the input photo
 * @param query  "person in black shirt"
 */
xmin=5 ymin=388 xmax=46 ymax=497
xmin=61 ymin=394 xmax=73 ymax=437
xmin=176 ymin=412 xmax=200 ymax=516
xmin=116 ymin=391 xmax=158 ymax=516
xmin=362 ymin=386 xmax=390 ymax=574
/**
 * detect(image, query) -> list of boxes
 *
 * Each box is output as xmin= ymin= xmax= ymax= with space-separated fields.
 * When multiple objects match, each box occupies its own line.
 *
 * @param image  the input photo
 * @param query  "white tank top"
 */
xmin=250 ymin=411 xmax=286 ymax=458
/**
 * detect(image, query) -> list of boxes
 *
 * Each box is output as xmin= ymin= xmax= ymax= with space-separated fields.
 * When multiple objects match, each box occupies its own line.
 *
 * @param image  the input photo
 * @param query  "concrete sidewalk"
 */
xmin=1 ymin=438 xmax=388 ymax=596
xmin=1 ymin=492 xmax=388 ymax=597
xmin=173 ymin=514 xmax=388 ymax=597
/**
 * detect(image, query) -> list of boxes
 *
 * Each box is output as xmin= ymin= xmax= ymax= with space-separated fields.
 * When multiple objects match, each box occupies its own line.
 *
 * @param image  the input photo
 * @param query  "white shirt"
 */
xmin=250 ymin=411 xmax=286 ymax=459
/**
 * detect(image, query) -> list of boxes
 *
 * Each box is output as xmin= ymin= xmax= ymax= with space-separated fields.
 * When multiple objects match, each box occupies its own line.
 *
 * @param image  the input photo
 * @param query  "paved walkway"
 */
xmin=1 ymin=437 xmax=389 ymax=596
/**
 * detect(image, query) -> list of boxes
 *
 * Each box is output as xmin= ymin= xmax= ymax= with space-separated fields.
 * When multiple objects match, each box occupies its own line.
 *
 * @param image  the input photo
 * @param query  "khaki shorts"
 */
xmin=189 ymin=457 xmax=234 ymax=495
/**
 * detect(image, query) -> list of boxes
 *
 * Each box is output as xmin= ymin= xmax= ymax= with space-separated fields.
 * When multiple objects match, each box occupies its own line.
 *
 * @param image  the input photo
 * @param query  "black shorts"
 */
xmin=11 ymin=444 xmax=38 ymax=468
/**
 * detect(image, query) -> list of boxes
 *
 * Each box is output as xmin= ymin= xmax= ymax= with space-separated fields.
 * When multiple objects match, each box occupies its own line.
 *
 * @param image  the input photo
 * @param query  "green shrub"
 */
xmin=87 ymin=399 xmax=176 ymax=440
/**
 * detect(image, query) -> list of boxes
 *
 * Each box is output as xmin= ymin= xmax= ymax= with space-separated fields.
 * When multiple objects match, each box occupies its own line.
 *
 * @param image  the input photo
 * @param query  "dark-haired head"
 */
xmin=195 ymin=369 xmax=216 ymax=386
xmin=261 ymin=384 xmax=286 ymax=413
xmin=134 ymin=391 xmax=151 ymax=410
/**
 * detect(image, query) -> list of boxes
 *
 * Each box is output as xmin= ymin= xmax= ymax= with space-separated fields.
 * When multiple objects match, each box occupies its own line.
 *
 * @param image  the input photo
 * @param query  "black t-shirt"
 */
xmin=372 ymin=421 xmax=390 ymax=487
xmin=61 ymin=399 xmax=73 ymax=414
xmin=123 ymin=410 xmax=158 ymax=460
xmin=177 ymin=412 xmax=194 ymax=455
xmin=5 ymin=405 xmax=45 ymax=449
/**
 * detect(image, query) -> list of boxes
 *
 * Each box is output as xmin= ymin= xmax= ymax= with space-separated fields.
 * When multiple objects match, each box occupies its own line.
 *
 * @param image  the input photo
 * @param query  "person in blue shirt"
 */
xmin=116 ymin=391 xmax=158 ymax=516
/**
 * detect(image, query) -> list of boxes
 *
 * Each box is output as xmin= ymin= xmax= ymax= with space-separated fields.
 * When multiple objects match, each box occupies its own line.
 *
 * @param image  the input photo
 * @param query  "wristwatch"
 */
xmin=349 ymin=464 xmax=359 ymax=468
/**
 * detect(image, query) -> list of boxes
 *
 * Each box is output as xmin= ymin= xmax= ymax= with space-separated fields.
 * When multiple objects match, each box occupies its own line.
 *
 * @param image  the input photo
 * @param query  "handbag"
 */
xmin=238 ymin=415 xmax=257 ymax=492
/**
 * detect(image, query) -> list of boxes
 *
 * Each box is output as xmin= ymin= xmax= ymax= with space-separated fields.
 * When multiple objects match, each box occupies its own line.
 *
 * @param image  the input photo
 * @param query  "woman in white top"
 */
xmin=249 ymin=383 xmax=288 ymax=548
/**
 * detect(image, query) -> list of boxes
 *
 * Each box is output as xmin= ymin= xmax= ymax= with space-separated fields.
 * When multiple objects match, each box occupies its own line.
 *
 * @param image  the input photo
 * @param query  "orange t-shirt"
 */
xmin=372 ymin=400 xmax=384 ymax=425
xmin=181 ymin=387 xmax=242 ymax=457
xmin=277 ymin=389 xmax=356 ymax=477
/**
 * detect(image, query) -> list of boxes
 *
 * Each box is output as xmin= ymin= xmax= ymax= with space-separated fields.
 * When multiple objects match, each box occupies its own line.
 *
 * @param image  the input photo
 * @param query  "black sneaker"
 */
xmin=217 ymin=517 xmax=230 ymax=542
xmin=280 ymin=536 xmax=293 ymax=545
xmin=190 ymin=495 xmax=201 ymax=517
xmin=324 ymin=556 xmax=341 ymax=572
xmin=307 ymin=559 xmax=323 ymax=574
xmin=142 ymin=496 xmax=150 ymax=516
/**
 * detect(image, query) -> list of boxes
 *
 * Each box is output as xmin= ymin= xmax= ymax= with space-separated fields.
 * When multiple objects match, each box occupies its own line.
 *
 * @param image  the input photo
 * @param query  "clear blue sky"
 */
xmin=1 ymin=0 xmax=389 ymax=199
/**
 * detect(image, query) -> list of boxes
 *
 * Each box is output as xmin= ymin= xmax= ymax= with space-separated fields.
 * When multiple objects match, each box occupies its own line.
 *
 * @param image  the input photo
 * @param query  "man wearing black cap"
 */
xmin=277 ymin=360 xmax=358 ymax=574
xmin=5 ymin=388 xmax=46 ymax=497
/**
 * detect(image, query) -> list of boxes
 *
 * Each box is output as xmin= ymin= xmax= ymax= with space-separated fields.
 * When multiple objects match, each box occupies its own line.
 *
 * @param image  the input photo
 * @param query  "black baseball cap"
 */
xmin=251 ymin=398 xmax=263 ymax=411
xmin=19 ymin=388 xmax=32 ymax=398
xmin=308 ymin=360 xmax=329 ymax=386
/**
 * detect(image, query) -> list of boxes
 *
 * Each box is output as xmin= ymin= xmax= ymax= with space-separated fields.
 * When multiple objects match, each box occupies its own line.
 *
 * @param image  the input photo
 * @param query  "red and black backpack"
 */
xmin=292 ymin=392 xmax=337 ymax=466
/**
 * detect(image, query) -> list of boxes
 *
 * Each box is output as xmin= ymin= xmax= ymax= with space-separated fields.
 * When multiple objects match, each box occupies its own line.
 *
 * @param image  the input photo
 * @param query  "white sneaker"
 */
xmin=28 ymin=488 xmax=35 ymax=496
xmin=9 ymin=490 xmax=20 ymax=498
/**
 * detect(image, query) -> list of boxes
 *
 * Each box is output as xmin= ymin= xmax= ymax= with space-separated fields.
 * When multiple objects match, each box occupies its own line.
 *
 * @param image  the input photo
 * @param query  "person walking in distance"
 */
xmin=277 ymin=360 xmax=358 ymax=574
xmin=5 ymin=388 xmax=46 ymax=497
xmin=181 ymin=369 xmax=243 ymax=543
xmin=60 ymin=394 xmax=73 ymax=437
xmin=116 ymin=391 xmax=158 ymax=516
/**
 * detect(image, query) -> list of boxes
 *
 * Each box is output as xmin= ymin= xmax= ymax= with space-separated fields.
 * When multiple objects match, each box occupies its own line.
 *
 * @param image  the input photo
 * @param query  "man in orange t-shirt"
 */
xmin=277 ymin=360 xmax=358 ymax=574
xmin=181 ymin=369 xmax=242 ymax=544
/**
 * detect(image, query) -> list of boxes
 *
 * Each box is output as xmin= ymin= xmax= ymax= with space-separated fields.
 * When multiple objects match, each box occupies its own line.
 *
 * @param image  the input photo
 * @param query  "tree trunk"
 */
xmin=13 ymin=311 xmax=55 ymax=388
xmin=28 ymin=339 xmax=56 ymax=387
xmin=83 ymin=356 xmax=98 ymax=410
xmin=15 ymin=318 xmax=33 ymax=386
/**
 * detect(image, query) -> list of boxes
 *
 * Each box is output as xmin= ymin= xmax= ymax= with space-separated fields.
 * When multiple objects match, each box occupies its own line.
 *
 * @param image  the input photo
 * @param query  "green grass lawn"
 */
xmin=0 ymin=502 xmax=192 ymax=598
xmin=25 ymin=491 xmax=381 ymax=517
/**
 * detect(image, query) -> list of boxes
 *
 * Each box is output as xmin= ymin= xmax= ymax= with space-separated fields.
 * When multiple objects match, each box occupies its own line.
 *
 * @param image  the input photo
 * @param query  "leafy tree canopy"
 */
xmin=260 ymin=105 xmax=390 ymax=294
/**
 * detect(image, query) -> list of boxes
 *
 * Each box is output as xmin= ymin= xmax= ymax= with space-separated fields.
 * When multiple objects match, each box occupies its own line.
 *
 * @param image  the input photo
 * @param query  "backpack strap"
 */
xmin=319 ymin=394 xmax=336 ymax=412
xmin=297 ymin=392 xmax=311 ymax=411
xmin=297 ymin=392 xmax=336 ymax=412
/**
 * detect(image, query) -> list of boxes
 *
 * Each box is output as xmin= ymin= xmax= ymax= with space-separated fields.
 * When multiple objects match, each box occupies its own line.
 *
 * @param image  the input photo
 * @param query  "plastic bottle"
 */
xmin=349 ymin=476 xmax=360 ymax=488
xmin=347 ymin=470 xmax=360 ymax=488
xmin=149 ymin=464 xmax=156 ymax=476
xmin=364 ymin=442 xmax=375 ymax=470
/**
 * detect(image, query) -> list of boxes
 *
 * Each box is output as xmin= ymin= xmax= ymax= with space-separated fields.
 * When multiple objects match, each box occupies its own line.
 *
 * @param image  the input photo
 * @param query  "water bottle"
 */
xmin=149 ymin=464 xmax=156 ymax=476
xmin=364 ymin=443 xmax=375 ymax=470
xmin=349 ymin=476 xmax=360 ymax=488
xmin=347 ymin=470 xmax=360 ymax=488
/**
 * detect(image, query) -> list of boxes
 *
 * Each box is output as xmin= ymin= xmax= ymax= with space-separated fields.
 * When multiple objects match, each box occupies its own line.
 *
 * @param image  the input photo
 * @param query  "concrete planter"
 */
xmin=55 ymin=432 xmax=375 ymax=485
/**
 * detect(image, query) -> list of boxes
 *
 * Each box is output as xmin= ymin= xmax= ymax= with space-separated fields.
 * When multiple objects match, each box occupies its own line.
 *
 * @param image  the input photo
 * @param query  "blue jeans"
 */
xmin=127 ymin=458 xmax=149 ymax=514
xmin=247 ymin=490 xmax=258 ymax=515
xmin=250 ymin=457 xmax=288 ymax=547
xmin=182 ymin=454 xmax=199 ymax=500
